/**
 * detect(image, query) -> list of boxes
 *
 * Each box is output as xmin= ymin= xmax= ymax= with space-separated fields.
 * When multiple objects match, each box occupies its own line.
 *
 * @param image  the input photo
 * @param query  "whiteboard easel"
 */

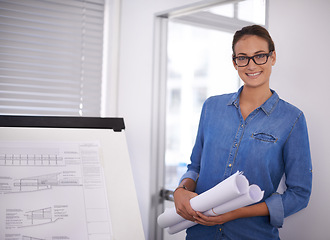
xmin=0 ymin=116 xmax=145 ymax=240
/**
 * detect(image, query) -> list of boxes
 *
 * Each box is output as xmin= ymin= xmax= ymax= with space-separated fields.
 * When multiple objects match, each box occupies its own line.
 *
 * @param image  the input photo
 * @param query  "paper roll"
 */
xmin=157 ymin=171 xmax=249 ymax=228
xmin=167 ymin=184 xmax=264 ymax=234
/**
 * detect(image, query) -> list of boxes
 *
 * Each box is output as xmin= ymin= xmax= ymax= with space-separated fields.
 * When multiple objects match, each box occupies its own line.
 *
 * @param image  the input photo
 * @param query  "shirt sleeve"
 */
xmin=178 ymin=99 xmax=208 ymax=184
xmin=265 ymin=112 xmax=313 ymax=228
xmin=265 ymin=193 xmax=284 ymax=227
xmin=179 ymin=170 xmax=199 ymax=184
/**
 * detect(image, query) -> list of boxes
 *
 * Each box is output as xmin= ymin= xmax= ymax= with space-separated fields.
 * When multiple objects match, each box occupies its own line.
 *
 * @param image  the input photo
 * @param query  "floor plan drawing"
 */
xmin=24 ymin=207 xmax=54 ymax=226
xmin=0 ymin=147 xmax=64 ymax=166
xmin=12 ymin=172 xmax=82 ymax=193
xmin=0 ymin=141 xmax=112 ymax=240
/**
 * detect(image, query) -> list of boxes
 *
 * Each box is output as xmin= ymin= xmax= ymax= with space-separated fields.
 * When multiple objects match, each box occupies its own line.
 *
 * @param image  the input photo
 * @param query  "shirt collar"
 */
xmin=227 ymin=86 xmax=279 ymax=116
xmin=227 ymin=86 xmax=243 ymax=108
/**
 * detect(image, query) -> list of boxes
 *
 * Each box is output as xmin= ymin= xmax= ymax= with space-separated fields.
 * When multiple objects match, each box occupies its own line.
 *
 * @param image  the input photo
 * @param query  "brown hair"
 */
xmin=232 ymin=25 xmax=275 ymax=56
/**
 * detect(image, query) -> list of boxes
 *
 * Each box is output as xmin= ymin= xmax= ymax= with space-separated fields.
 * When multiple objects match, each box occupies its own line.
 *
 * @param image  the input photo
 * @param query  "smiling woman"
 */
xmin=173 ymin=25 xmax=312 ymax=240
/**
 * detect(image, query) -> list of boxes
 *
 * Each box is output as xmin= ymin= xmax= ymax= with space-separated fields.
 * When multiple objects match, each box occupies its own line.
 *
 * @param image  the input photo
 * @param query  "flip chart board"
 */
xmin=0 ymin=115 xmax=144 ymax=240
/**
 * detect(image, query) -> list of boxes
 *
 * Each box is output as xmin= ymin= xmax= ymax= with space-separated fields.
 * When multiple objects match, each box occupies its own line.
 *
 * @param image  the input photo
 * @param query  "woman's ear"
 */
xmin=271 ymin=51 xmax=276 ymax=66
xmin=232 ymin=54 xmax=238 ymax=70
xmin=233 ymin=60 xmax=238 ymax=70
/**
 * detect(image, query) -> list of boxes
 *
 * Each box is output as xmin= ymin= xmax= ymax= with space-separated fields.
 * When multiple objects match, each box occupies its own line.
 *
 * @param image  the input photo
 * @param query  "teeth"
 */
xmin=247 ymin=72 xmax=261 ymax=76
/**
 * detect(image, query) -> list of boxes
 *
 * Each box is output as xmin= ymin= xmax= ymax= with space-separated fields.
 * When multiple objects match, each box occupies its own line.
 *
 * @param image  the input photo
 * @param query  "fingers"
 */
xmin=194 ymin=212 xmax=212 ymax=225
xmin=193 ymin=212 xmax=220 ymax=226
xmin=176 ymin=203 xmax=197 ymax=221
xmin=176 ymin=208 xmax=195 ymax=221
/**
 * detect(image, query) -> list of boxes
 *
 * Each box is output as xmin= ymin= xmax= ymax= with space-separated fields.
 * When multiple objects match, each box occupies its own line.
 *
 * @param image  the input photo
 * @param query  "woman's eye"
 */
xmin=255 ymin=54 xmax=266 ymax=59
xmin=238 ymin=56 xmax=247 ymax=61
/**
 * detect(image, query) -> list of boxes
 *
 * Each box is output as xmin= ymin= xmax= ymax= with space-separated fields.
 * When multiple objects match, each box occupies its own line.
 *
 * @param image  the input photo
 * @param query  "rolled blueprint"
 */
xmin=167 ymin=184 xmax=264 ymax=234
xmin=157 ymin=171 xmax=249 ymax=228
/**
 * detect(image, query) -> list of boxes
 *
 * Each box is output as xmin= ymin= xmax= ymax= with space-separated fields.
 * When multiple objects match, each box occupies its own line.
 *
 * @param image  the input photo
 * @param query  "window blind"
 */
xmin=0 ymin=0 xmax=105 ymax=116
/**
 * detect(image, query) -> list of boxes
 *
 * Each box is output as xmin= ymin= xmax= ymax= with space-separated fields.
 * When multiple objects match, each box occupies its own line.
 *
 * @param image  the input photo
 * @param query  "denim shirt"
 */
xmin=181 ymin=87 xmax=312 ymax=240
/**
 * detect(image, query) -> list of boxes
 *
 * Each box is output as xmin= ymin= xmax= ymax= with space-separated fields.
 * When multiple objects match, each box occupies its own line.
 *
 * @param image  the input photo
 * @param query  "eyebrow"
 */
xmin=237 ymin=50 xmax=267 ymax=56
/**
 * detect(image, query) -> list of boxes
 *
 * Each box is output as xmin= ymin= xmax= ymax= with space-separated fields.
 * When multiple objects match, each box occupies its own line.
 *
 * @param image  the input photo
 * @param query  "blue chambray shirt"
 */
xmin=181 ymin=86 xmax=312 ymax=240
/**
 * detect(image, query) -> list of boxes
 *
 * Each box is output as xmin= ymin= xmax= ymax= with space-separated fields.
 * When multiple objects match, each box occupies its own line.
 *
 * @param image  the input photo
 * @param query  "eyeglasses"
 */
xmin=233 ymin=51 xmax=273 ymax=67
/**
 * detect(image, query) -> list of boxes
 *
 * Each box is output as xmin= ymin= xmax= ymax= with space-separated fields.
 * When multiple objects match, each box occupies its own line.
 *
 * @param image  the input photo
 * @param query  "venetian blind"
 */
xmin=0 ymin=0 xmax=105 ymax=116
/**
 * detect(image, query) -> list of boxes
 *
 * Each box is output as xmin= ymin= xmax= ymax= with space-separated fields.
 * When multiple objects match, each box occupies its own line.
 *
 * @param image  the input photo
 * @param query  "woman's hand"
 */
xmin=193 ymin=211 xmax=235 ymax=226
xmin=173 ymin=187 xmax=198 ymax=221
xmin=193 ymin=202 xmax=269 ymax=226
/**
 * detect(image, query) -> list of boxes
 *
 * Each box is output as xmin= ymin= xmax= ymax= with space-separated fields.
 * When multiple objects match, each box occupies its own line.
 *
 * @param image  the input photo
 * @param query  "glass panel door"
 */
xmin=164 ymin=21 xmax=239 ymax=240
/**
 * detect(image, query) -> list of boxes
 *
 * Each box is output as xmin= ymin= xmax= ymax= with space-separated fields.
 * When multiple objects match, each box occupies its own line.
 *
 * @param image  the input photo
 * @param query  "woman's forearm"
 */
xmin=177 ymin=178 xmax=196 ymax=192
xmin=232 ymin=202 xmax=269 ymax=219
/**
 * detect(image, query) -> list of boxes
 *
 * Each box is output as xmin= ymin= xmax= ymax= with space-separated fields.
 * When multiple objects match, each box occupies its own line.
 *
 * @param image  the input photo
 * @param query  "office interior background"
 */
xmin=1 ymin=0 xmax=329 ymax=239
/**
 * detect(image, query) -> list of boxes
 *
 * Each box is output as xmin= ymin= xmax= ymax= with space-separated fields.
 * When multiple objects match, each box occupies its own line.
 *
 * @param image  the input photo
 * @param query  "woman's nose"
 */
xmin=247 ymin=58 xmax=258 ymax=69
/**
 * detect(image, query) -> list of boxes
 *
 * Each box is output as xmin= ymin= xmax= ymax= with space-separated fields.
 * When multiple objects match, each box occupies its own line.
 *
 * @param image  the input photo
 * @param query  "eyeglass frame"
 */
xmin=232 ymin=51 xmax=274 ymax=67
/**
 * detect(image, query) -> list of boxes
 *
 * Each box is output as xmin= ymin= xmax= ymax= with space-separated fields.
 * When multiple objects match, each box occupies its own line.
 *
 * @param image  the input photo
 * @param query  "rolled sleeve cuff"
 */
xmin=179 ymin=170 xmax=199 ymax=184
xmin=265 ymin=193 xmax=284 ymax=228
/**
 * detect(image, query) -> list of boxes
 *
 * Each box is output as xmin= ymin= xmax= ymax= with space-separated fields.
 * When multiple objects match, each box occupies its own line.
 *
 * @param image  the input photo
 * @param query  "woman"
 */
xmin=173 ymin=25 xmax=312 ymax=239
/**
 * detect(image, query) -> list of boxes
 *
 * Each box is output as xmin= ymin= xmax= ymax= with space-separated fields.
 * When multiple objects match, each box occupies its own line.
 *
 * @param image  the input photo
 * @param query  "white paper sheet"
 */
xmin=167 ymin=184 xmax=264 ymax=234
xmin=0 ymin=141 xmax=112 ymax=240
xmin=157 ymin=171 xmax=249 ymax=228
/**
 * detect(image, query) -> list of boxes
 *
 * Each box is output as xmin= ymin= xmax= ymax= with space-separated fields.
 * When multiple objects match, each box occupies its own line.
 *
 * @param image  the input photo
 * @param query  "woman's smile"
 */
xmin=246 ymin=71 xmax=262 ymax=78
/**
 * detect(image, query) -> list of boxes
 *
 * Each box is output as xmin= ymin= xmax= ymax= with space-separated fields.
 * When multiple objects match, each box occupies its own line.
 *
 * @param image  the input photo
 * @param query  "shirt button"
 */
xmin=228 ymin=164 xmax=232 ymax=167
xmin=219 ymin=228 xmax=222 ymax=231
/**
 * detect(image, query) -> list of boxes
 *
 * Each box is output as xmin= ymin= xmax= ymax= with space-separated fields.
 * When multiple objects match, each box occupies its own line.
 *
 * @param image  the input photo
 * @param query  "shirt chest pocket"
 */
xmin=252 ymin=132 xmax=278 ymax=143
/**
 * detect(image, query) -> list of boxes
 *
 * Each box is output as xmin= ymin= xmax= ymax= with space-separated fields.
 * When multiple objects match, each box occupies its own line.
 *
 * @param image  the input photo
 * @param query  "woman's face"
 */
xmin=233 ymin=35 xmax=276 ymax=89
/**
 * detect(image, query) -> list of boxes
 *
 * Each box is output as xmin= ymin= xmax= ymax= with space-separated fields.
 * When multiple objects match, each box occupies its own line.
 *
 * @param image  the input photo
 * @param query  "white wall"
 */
xmin=117 ymin=0 xmax=330 ymax=239
xmin=117 ymin=0 xmax=200 ymax=238
xmin=269 ymin=0 xmax=330 ymax=239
